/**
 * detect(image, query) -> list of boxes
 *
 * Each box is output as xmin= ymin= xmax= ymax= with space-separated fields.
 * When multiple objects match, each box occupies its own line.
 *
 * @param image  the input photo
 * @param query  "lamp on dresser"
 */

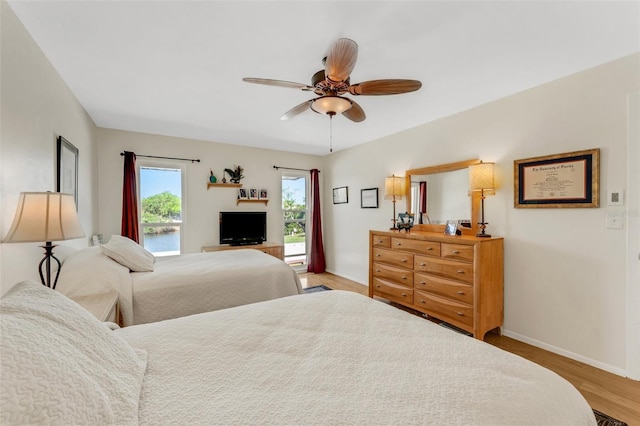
xmin=469 ymin=162 xmax=496 ymax=238
xmin=2 ymin=192 xmax=85 ymax=289
xmin=384 ymin=174 xmax=405 ymax=230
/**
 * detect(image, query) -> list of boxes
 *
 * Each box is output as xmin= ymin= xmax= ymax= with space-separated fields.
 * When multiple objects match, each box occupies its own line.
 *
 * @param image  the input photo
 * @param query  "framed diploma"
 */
xmin=514 ymin=148 xmax=599 ymax=208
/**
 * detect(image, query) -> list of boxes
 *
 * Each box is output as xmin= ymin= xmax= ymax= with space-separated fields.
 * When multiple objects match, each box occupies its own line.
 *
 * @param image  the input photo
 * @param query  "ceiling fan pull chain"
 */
xmin=329 ymin=113 xmax=334 ymax=153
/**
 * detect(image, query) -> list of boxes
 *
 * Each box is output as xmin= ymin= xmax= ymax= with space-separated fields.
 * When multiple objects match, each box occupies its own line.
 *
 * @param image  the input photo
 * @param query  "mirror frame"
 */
xmin=405 ymin=159 xmax=481 ymax=235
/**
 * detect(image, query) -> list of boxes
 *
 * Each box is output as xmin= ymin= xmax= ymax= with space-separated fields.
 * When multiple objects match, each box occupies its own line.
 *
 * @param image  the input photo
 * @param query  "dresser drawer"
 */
xmin=414 ymin=256 xmax=474 ymax=284
xmin=372 ymin=248 xmax=413 ymax=269
xmin=414 ymin=290 xmax=473 ymax=328
xmin=373 ymin=262 xmax=414 ymax=287
xmin=372 ymin=278 xmax=414 ymax=304
xmin=391 ymin=238 xmax=440 ymax=256
xmin=414 ymin=273 xmax=473 ymax=305
xmin=372 ymin=234 xmax=391 ymax=248
xmin=441 ymin=243 xmax=474 ymax=262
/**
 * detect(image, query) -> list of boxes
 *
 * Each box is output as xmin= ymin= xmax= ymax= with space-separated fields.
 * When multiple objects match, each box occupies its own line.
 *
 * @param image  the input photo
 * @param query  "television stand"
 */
xmin=201 ymin=242 xmax=284 ymax=261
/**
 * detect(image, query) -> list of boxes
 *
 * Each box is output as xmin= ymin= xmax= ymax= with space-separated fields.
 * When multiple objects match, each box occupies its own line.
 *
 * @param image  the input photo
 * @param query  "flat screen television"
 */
xmin=219 ymin=211 xmax=267 ymax=245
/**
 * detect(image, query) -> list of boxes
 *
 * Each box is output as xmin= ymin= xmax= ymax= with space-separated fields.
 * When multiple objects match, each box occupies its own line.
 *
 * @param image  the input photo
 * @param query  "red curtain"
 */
xmin=121 ymin=151 xmax=139 ymax=243
xmin=419 ymin=181 xmax=427 ymax=224
xmin=307 ymin=169 xmax=326 ymax=273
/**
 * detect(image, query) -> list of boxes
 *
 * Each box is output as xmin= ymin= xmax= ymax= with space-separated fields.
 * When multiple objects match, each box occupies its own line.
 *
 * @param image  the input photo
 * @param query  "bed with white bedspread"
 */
xmin=1 ymin=280 xmax=597 ymax=425
xmin=57 ymin=245 xmax=303 ymax=326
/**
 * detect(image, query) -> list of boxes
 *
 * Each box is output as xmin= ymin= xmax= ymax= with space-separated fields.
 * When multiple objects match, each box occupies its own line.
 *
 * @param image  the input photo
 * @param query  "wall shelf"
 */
xmin=207 ymin=182 xmax=242 ymax=190
xmin=237 ymin=199 xmax=269 ymax=206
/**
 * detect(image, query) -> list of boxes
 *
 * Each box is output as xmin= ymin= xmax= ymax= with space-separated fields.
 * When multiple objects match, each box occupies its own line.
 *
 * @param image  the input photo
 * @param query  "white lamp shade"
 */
xmin=3 ymin=192 xmax=85 ymax=243
xmin=469 ymin=162 xmax=496 ymax=195
xmin=384 ymin=175 xmax=405 ymax=200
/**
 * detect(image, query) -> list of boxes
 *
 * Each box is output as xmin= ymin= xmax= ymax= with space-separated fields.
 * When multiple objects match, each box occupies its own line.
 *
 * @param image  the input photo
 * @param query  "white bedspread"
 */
xmin=131 ymin=249 xmax=302 ymax=325
xmin=117 ymin=290 xmax=596 ymax=425
xmin=57 ymin=247 xmax=302 ymax=326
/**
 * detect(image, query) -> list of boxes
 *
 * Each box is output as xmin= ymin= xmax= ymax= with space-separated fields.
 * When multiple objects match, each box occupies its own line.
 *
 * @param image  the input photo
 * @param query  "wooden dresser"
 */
xmin=369 ymin=230 xmax=503 ymax=340
xmin=202 ymin=242 xmax=284 ymax=260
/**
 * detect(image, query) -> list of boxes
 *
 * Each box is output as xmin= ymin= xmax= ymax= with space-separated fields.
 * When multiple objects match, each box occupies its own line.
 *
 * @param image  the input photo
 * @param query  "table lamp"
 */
xmin=469 ymin=162 xmax=496 ymax=238
xmin=3 ymin=192 xmax=85 ymax=289
xmin=384 ymin=175 xmax=405 ymax=230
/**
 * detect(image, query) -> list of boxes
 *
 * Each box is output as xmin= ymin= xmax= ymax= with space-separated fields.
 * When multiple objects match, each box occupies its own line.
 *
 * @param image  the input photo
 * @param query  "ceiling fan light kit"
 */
xmin=310 ymin=96 xmax=353 ymax=115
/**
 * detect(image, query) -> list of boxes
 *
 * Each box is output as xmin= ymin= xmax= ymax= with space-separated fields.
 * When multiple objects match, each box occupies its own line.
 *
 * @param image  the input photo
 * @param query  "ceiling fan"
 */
xmin=242 ymin=38 xmax=422 ymax=123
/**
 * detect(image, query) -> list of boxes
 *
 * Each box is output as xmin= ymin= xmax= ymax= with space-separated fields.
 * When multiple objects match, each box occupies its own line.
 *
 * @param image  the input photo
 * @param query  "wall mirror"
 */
xmin=404 ymin=159 xmax=481 ymax=234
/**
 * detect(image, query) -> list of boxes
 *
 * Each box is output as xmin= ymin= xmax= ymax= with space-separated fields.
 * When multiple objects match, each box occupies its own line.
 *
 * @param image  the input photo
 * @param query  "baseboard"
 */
xmin=323 ymin=269 xmax=368 ymax=287
xmin=502 ymin=329 xmax=629 ymax=379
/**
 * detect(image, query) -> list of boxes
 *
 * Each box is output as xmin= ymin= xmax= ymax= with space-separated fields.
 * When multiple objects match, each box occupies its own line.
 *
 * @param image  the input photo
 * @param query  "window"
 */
xmin=282 ymin=173 xmax=308 ymax=270
xmin=138 ymin=162 xmax=185 ymax=256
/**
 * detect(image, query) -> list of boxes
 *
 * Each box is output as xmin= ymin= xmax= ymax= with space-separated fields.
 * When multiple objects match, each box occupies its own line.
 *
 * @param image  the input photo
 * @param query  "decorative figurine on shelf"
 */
xmin=397 ymin=212 xmax=414 ymax=232
xmin=209 ymin=169 xmax=217 ymax=183
xmin=224 ymin=165 xmax=244 ymax=184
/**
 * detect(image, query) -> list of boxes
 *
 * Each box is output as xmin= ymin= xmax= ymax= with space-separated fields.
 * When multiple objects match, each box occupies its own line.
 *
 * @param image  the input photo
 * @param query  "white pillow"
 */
xmin=101 ymin=235 xmax=155 ymax=272
xmin=0 ymin=280 xmax=147 ymax=426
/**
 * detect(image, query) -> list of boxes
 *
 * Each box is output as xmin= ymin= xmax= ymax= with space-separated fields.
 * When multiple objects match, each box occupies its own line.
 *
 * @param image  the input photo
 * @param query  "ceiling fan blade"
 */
xmin=348 ymin=79 xmax=422 ymax=96
xmin=280 ymin=99 xmax=313 ymax=120
xmin=324 ymin=38 xmax=358 ymax=84
xmin=342 ymin=100 xmax=365 ymax=122
xmin=243 ymin=78 xmax=313 ymax=91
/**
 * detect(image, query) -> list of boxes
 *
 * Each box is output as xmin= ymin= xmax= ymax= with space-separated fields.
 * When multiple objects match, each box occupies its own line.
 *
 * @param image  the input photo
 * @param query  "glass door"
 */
xmin=282 ymin=173 xmax=308 ymax=270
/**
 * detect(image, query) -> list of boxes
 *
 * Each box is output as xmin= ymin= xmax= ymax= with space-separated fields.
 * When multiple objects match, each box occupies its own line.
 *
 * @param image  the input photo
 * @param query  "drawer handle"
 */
xmin=456 ymin=312 xmax=464 ymax=316
xmin=457 ymin=290 xmax=465 ymax=295
xmin=453 ymin=250 xmax=460 ymax=254
xmin=401 ymin=259 xmax=408 ymax=263
xmin=426 ymin=247 xmax=433 ymax=251
xmin=376 ymin=269 xmax=380 ymax=273
xmin=420 ymin=281 xmax=426 ymax=285
xmin=419 ymin=299 xmax=425 ymax=303
xmin=457 ymin=270 xmax=465 ymax=274
xmin=402 ymin=276 xmax=407 ymax=280
xmin=401 ymin=293 xmax=407 ymax=297
xmin=376 ymin=254 xmax=381 ymax=257
xmin=420 ymin=263 xmax=426 ymax=267
xmin=376 ymin=285 xmax=381 ymax=288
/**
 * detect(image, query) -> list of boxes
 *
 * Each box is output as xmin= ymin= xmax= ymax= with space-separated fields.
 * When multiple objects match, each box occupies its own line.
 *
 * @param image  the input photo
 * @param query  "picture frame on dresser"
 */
xmin=444 ymin=221 xmax=458 ymax=236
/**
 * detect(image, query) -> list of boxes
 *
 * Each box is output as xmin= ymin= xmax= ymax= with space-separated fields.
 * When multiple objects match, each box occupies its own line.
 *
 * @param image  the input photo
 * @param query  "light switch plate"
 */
xmin=607 ymin=189 xmax=624 ymax=206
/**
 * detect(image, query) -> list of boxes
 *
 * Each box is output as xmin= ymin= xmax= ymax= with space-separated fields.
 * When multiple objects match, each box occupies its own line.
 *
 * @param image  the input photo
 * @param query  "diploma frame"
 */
xmin=514 ymin=148 xmax=599 ymax=208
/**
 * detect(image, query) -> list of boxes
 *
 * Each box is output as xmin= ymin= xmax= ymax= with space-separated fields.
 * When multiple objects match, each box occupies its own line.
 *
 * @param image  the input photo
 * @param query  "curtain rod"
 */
xmin=120 ymin=152 xmax=200 ymax=163
xmin=273 ymin=165 xmax=320 ymax=173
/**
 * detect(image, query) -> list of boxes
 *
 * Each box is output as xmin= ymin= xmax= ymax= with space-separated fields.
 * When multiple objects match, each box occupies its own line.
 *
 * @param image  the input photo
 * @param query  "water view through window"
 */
xmin=139 ymin=166 xmax=182 ymax=256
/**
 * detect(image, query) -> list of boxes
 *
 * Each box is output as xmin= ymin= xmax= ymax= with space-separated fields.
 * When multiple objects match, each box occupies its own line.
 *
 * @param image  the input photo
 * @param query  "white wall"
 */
xmin=0 ymin=2 xmax=98 ymax=294
xmin=322 ymin=53 xmax=639 ymax=376
xmin=96 ymin=128 xmax=322 ymax=253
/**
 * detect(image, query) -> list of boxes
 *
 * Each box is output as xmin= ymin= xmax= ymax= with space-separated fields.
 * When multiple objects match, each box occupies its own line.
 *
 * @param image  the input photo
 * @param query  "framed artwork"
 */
xmin=514 ymin=148 xmax=600 ymax=208
xmin=57 ymin=136 xmax=78 ymax=209
xmin=360 ymin=187 xmax=378 ymax=208
xmin=238 ymin=188 xmax=248 ymax=199
xmin=332 ymin=186 xmax=348 ymax=204
xmin=259 ymin=189 xmax=268 ymax=199
xmin=249 ymin=188 xmax=258 ymax=199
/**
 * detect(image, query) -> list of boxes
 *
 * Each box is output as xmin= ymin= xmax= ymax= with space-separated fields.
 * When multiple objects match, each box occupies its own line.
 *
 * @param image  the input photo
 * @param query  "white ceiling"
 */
xmin=8 ymin=1 xmax=640 ymax=156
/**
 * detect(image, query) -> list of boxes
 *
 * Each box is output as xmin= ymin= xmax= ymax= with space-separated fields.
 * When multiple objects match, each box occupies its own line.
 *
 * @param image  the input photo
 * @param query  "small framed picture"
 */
xmin=360 ymin=188 xmax=378 ymax=208
xmin=444 ymin=221 xmax=458 ymax=236
xmin=259 ymin=189 xmax=268 ymax=199
xmin=249 ymin=188 xmax=258 ymax=199
xmin=238 ymin=188 xmax=248 ymax=199
xmin=333 ymin=186 xmax=348 ymax=204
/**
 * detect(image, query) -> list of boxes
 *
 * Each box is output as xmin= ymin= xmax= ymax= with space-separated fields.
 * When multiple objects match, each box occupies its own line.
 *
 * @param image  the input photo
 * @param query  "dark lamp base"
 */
xmin=476 ymin=233 xmax=491 ymax=238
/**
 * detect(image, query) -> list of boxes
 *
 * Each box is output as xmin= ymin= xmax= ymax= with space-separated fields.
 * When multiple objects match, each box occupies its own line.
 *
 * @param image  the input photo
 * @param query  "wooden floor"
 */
xmin=301 ymin=272 xmax=640 ymax=426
